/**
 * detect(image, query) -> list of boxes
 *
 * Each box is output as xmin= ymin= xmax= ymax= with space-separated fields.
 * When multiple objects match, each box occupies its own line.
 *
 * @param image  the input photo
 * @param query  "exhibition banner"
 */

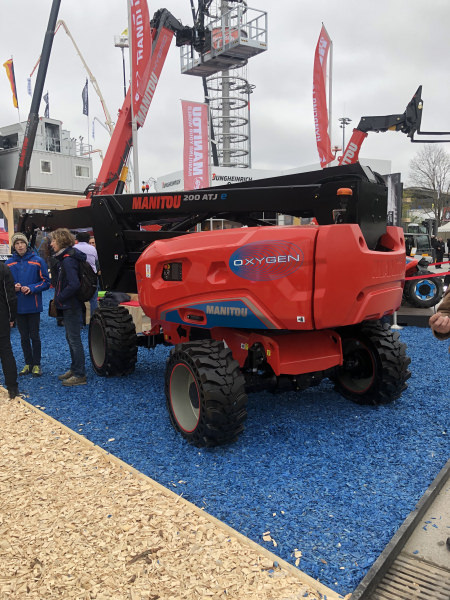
xmin=313 ymin=26 xmax=333 ymax=167
xmin=130 ymin=0 xmax=152 ymax=122
xmin=3 ymin=58 xmax=18 ymax=108
xmin=182 ymin=100 xmax=210 ymax=190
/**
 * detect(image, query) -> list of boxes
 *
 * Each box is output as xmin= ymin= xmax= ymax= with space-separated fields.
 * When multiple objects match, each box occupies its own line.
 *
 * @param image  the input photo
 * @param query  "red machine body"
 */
xmin=135 ymin=223 xmax=405 ymax=375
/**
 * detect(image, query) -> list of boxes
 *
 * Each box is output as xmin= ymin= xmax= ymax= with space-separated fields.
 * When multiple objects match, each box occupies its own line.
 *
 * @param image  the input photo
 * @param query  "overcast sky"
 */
xmin=2 ymin=0 xmax=450 ymax=188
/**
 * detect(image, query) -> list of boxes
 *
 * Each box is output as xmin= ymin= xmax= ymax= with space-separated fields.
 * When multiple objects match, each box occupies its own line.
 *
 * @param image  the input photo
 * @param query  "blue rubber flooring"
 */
xmin=11 ymin=289 xmax=450 ymax=596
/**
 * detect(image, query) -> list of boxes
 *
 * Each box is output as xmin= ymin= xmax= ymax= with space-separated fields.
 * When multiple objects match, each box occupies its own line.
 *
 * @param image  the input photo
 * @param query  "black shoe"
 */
xmin=7 ymin=386 xmax=19 ymax=399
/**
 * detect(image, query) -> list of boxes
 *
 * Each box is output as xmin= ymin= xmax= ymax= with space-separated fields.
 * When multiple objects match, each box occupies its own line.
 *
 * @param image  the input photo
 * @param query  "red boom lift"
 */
xmin=19 ymin=5 xmax=421 ymax=447
xmin=22 ymin=163 xmax=412 ymax=446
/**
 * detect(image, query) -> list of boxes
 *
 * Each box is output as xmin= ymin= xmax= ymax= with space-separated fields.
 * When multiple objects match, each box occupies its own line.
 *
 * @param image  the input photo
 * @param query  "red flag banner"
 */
xmin=3 ymin=59 xmax=18 ymax=109
xmin=313 ymin=26 xmax=333 ymax=167
xmin=182 ymin=100 xmax=210 ymax=190
xmin=130 ymin=0 xmax=152 ymax=123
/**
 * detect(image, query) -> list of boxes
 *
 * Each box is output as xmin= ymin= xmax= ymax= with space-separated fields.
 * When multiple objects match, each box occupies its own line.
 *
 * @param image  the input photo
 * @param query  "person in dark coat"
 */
xmin=46 ymin=236 xmax=64 ymax=326
xmin=5 ymin=232 xmax=50 ymax=376
xmin=0 ymin=262 xmax=19 ymax=398
xmin=435 ymin=237 xmax=445 ymax=268
xmin=50 ymin=228 xmax=87 ymax=387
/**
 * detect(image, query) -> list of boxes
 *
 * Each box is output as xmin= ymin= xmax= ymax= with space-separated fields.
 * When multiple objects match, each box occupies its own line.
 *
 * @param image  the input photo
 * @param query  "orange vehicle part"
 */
xmin=135 ymin=223 xmax=405 ymax=334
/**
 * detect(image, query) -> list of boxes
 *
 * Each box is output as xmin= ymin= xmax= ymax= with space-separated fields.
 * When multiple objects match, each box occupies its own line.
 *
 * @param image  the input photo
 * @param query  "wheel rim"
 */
xmin=169 ymin=362 xmax=200 ymax=433
xmin=90 ymin=318 xmax=106 ymax=368
xmin=413 ymin=279 xmax=436 ymax=301
xmin=339 ymin=338 xmax=376 ymax=394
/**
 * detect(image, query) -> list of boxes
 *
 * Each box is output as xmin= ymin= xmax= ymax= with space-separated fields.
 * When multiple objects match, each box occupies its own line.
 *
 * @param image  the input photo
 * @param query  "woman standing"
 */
xmin=51 ymin=228 xmax=87 ymax=387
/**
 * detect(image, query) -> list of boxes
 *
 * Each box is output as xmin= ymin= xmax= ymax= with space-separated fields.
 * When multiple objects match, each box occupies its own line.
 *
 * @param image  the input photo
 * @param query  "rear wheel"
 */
xmin=334 ymin=321 xmax=411 ymax=405
xmin=89 ymin=305 xmax=137 ymax=376
xmin=403 ymin=271 xmax=444 ymax=308
xmin=165 ymin=340 xmax=247 ymax=447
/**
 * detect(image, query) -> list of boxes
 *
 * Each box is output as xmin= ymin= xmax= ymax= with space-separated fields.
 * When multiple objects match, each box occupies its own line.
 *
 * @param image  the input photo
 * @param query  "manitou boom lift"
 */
xmin=20 ymin=163 xmax=412 ymax=447
xmin=339 ymin=86 xmax=450 ymax=165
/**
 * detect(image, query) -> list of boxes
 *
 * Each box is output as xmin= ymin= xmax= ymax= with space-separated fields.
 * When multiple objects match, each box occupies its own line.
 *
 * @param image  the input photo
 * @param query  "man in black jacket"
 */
xmin=435 ymin=237 xmax=445 ymax=268
xmin=0 ymin=262 xmax=19 ymax=398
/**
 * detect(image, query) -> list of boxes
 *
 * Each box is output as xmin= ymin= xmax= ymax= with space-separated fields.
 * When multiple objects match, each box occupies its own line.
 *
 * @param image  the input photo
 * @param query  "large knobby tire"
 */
xmin=403 ymin=271 xmax=444 ymax=308
xmin=334 ymin=321 xmax=411 ymax=405
xmin=89 ymin=305 xmax=138 ymax=376
xmin=165 ymin=340 xmax=248 ymax=447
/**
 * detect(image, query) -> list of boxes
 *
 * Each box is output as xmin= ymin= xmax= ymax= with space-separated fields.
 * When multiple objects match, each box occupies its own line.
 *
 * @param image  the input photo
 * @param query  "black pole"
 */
xmin=202 ymin=76 xmax=219 ymax=167
xmin=121 ymin=47 xmax=127 ymax=99
xmin=14 ymin=0 xmax=61 ymax=190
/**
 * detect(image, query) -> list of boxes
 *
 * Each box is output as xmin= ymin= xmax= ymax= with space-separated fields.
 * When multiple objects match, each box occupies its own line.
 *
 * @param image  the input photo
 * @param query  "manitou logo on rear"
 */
xmin=206 ymin=305 xmax=248 ymax=317
xmin=132 ymin=195 xmax=181 ymax=210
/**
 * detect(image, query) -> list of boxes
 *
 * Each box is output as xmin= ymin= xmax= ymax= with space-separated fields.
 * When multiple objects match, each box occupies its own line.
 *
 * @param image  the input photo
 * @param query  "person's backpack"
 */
xmin=76 ymin=261 xmax=98 ymax=302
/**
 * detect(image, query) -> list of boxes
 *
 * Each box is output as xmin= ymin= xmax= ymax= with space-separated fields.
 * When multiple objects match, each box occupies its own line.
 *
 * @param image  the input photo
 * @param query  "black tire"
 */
xmin=403 ymin=271 xmax=444 ymax=308
xmin=89 ymin=305 xmax=137 ymax=376
xmin=334 ymin=321 xmax=411 ymax=405
xmin=165 ymin=340 xmax=247 ymax=447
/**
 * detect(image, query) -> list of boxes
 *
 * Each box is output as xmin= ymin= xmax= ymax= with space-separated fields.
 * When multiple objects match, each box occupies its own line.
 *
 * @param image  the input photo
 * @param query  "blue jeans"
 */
xmin=63 ymin=306 xmax=85 ymax=377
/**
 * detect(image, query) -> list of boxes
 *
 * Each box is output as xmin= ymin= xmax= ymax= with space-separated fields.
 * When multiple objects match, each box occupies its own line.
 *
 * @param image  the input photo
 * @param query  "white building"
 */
xmin=0 ymin=117 xmax=92 ymax=195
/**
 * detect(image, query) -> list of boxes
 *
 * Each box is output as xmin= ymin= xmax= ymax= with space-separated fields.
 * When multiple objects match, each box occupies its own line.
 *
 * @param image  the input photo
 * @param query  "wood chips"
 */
xmin=0 ymin=389 xmax=343 ymax=600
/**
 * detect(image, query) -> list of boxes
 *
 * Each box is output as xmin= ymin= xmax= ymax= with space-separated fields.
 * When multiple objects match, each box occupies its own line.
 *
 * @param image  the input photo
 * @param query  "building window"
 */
xmin=75 ymin=165 xmax=90 ymax=178
xmin=40 ymin=160 xmax=52 ymax=174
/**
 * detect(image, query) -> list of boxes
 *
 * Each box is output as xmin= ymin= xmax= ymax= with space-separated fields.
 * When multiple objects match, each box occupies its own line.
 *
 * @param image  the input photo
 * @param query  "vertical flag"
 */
xmin=27 ymin=77 xmax=32 ymax=96
xmin=82 ymin=78 xmax=89 ymax=115
xmin=130 ymin=0 xmax=152 ymax=123
xmin=181 ymin=100 xmax=210 ymax=190
xmin=3 ymin=59 xmax=19 ymax=108
xmin=43 ymin=92 xmax=49 ymax=118
xmin=313 ymin=25 xmax=333 ymax=167
xmin=92 ymin=119 xmax=95 ymax=140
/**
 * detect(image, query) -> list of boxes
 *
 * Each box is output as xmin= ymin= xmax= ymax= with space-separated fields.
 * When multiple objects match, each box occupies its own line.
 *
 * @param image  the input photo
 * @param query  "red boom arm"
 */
xmin=78 ymin=25 xmax=174 ymax=206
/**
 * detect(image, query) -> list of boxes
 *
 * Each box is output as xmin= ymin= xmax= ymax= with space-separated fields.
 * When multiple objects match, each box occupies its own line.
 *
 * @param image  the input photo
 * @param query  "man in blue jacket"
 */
xmin=50 ymin=228 xmax=87 ymax=386
xmin=6 ymin=233 xmax=50 ymax=377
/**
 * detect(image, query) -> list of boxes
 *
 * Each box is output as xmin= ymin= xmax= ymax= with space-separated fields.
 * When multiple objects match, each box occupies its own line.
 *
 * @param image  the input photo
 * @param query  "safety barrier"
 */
xmin=405 ymin=260 xmax=450 ymax=280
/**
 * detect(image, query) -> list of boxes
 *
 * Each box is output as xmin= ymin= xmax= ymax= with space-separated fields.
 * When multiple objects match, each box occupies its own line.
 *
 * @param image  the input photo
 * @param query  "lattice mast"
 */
xmin=180 ymin=1 xmax=267 ymax=168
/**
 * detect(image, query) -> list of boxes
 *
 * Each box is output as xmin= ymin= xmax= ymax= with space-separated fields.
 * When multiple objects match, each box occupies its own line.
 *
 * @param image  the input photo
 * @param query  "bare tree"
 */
xmin=409 ymin=145 xmax=450 ymax=226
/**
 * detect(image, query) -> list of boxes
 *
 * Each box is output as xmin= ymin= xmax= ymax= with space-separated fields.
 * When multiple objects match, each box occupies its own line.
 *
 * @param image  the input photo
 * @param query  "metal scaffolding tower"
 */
xmin=180 ymin=1 xmax=267 ymax=168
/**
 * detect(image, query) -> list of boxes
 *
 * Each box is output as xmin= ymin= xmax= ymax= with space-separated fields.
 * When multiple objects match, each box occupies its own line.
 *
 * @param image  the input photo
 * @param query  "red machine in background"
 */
xmin=79 ymin=9 xmax=199 ymax=204
xmin=339 ymin=86 xmax=450 ymax=165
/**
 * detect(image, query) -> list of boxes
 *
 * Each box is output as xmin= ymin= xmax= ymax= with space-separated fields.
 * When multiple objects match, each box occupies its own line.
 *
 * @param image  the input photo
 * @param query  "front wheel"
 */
xmin=165 ymin=340 xmax=247 ymax=447
xmin=334 ymin=321 xmax=411 ymax=405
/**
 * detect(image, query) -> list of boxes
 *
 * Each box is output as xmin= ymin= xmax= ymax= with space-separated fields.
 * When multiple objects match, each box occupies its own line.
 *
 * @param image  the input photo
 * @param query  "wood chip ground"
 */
xmin=0 ymin=389 xmax=345 ymax=600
